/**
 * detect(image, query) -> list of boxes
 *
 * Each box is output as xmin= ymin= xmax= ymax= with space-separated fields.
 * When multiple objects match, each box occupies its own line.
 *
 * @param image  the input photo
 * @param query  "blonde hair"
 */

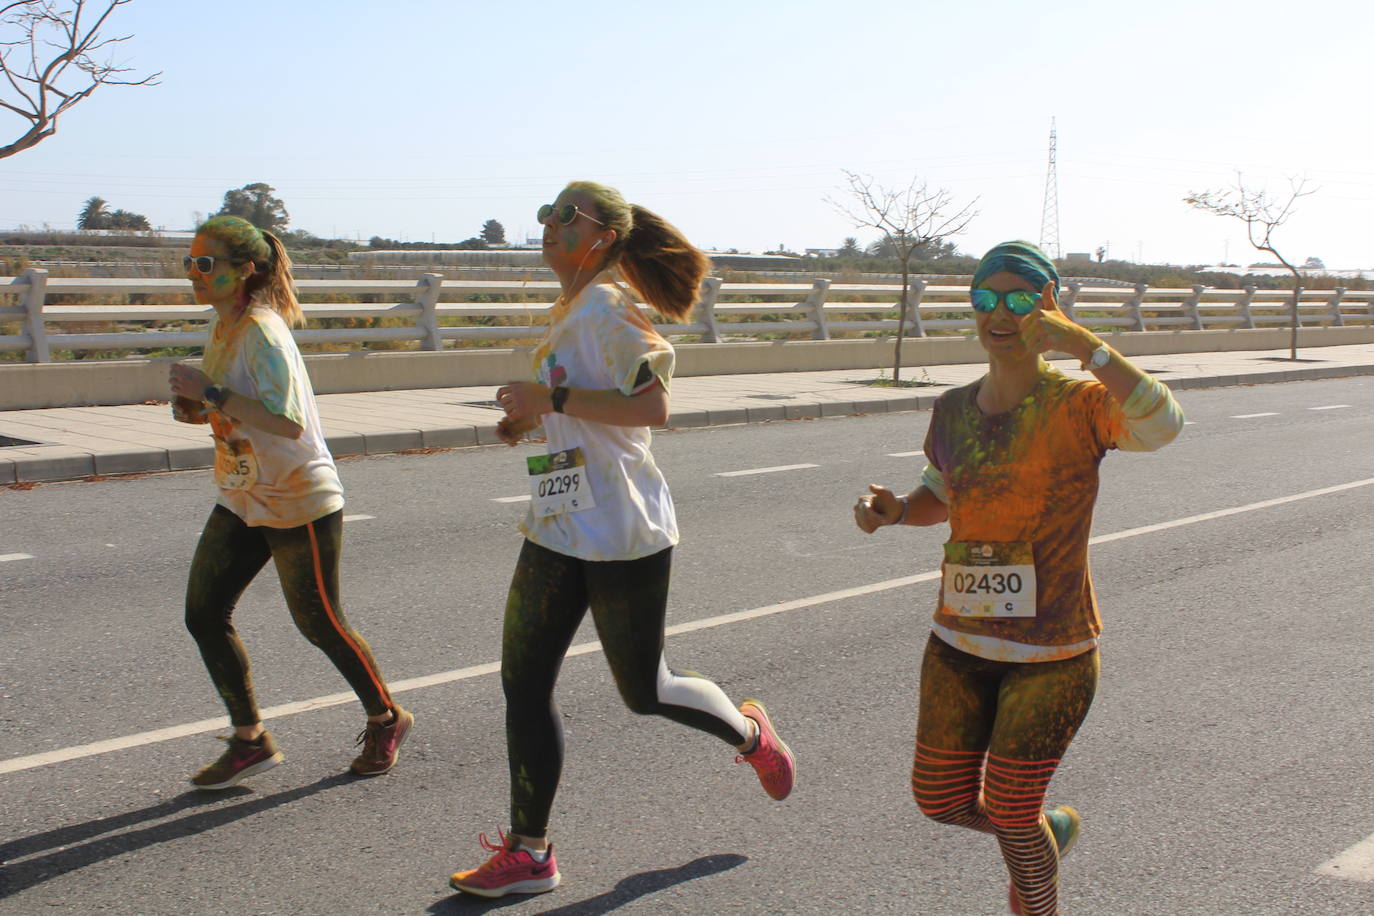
xmin=195 ymin=215 xmax=302 ymax=326
xmin=563 ymin=181 xmax=707 ymax=322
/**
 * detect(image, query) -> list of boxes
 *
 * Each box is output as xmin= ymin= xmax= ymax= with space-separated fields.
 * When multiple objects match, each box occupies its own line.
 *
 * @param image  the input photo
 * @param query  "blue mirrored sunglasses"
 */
xmin=970 ymin=288 xmax=1041 ymax=316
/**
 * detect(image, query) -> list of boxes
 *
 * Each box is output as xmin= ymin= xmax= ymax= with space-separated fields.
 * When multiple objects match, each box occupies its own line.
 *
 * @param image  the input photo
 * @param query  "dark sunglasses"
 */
xmin=537 ymin=203 xmax=606 ymax=227
xmin=970 ymin=288 xmax=1042 ymax=316
xmin=183 ymin=255 xmax=242 ymax=274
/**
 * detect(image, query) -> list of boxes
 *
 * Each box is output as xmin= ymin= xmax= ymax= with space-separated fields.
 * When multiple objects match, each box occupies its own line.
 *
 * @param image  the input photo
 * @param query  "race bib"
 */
xmin=527 ymin=446 xmax=596 ymax=518
xmin=213 ymin=437 xmax=259 ymax=491
xmin=941 ymin=541 xmax=1036 ymax=618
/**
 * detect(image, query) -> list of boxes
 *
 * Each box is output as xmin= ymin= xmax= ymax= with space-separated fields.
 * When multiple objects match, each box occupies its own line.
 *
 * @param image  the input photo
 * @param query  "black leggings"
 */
xmin=184 ymin=504 xmax=393 ymax=726
xmin=502 ymin=538 xmax=750 ymax=838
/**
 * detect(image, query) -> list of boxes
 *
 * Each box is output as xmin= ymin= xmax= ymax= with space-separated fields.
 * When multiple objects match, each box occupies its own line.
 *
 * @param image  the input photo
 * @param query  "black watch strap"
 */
xmin=551 ymin=386 xmax=570 ymax=414
xmin=203 ymin=385 xmax=229 ymax=410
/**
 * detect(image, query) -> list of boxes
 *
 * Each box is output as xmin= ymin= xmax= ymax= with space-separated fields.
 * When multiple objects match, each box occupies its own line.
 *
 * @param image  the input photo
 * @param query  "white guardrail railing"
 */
xmin=1 ymin=269 xmax=1372 ymax=362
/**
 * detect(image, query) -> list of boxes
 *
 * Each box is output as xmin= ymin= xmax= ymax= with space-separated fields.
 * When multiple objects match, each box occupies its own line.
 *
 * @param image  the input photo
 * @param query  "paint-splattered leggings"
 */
xmin=184 ymin=504 xmax=393 ymax=727
xmin=912 ymin=633 xmax=1099 ymax=916
xmin=502 ymin=538 xmax=752 ymax=838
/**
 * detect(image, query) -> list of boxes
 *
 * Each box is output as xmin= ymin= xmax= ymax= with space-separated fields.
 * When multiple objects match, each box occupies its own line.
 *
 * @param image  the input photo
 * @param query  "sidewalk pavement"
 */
xmin=2 ymin=343 xmax=1371 ymax=486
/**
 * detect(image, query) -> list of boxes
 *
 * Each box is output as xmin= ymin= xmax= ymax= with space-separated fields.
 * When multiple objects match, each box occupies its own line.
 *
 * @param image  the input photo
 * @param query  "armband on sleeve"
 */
xmin=920 ymin=462 xmax=949 ymax=504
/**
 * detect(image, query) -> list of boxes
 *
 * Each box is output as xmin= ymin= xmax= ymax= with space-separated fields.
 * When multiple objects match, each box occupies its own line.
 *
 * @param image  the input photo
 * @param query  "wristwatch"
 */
xmin=1082 ymin=344 xmax=1110 ymax=371
xmin=550 ymin=386 xmax=570 ymax=414
xmin=202 ymin=385 xmax=229 ymax=410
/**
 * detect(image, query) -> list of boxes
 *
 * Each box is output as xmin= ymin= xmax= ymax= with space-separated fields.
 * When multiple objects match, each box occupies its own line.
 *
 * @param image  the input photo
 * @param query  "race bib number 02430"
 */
xmin=527 ymin=446 xmax=597 ymax=518
xmin=941 ymin=541 xmax=1036 ymax=618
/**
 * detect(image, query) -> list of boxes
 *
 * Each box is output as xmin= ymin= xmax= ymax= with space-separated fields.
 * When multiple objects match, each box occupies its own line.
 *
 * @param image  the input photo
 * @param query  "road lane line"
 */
xmin=492 ymin=495 xmax=531 ymax=503
xmin=1316 ymin=834 xmax=1374 ymax=882
xmin=0 ymin=553 xmax=34 ymax=563
xmin=1309 ymin=404 xmax=1350 ymax=411
xmin=716 ymin=463 xmax=819 ymax=477
xmin=342 ymin=514 xmax=374 ymax=522
xmin=886 ymin=451 xmax=924 ymax=458
xmin=5 ymin=475 xmax=1373 ymax=778
xmin=1231 ymin=412 xmax=1279 ymax=419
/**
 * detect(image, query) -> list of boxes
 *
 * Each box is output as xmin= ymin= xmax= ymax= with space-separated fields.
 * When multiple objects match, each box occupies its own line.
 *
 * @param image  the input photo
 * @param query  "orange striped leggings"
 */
xmin=913 ymin=633 xmax=1098 ymax=916
xmin=185 ymin=505 xmax=394 ymax=726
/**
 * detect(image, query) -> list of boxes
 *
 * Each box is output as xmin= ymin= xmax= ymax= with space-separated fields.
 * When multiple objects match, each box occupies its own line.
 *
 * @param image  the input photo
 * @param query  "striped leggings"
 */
xmin=185 ymin=505 xmax=394 ymax=726
xmin=912 ymin=633 xmax=1098 ymax=916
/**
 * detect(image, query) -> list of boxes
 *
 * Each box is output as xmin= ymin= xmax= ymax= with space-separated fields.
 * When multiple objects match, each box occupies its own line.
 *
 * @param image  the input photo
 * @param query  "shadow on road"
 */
xmin=429 ymin=853 xmax=748 ymax=915
xmin=0 ymin=772 xmax=357 ymax=898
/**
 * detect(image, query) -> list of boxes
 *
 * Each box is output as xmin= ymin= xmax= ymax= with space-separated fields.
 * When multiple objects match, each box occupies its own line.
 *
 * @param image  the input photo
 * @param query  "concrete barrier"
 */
xmin=3 ymin=324 xmax=1371 ymax=410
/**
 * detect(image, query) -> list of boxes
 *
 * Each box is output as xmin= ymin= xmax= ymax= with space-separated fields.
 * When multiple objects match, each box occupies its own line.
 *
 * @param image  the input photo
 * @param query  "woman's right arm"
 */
xmin=854 ymin=483 xmax=948 ymax=533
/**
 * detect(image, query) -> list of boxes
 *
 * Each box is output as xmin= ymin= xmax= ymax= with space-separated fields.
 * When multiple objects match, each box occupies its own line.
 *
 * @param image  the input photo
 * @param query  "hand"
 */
xmin=496 ymin=381 xmax=553 ymax=423
xmin=854 ymin=484 xmax=904 ymax=533
xmin=1018 ymin=282 xmax=1097 ymax=362
xmin=496 ymin=415 xmax=538 ymax=446
xmin=168 ymin=363 xmax=212 ymax=400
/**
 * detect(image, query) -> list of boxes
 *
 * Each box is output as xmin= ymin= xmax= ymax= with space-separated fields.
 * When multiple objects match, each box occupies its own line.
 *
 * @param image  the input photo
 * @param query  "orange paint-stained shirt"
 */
xmin=923 ymin=367 xmax=1181 ymax=662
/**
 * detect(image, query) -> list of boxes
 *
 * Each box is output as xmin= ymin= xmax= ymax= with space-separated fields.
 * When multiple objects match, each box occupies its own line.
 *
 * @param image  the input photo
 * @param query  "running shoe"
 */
xmin=350 ymin=706 xmax=414 ymax=776
xmin=736 ymin=699 xmax=795 ymax=801
xmin=190 ymin=732 xmax=283 ymax=790
xmin=1008 ymin=805 xmax=1081 ymax=914
xmin=449 ymin=830 xmax=560 ymax=898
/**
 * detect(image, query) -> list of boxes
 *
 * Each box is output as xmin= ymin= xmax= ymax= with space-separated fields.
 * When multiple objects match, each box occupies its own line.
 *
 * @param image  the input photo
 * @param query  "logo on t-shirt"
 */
xmin=540 ymin=354 xmax=567 ymax=388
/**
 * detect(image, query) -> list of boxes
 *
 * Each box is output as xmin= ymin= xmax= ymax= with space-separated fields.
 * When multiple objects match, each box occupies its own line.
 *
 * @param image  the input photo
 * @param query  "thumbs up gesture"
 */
xmin=1018 ymin=281 xmax=1098 ymax=363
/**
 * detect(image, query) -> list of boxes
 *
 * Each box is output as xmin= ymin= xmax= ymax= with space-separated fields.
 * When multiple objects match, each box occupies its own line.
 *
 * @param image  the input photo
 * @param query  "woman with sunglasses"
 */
xmin=852 ymin=241 xmax=1182 ymax=916
xmin=449 ymin=182 xmax=795 ymax=898
xmin=168 ymin=215 xmax=412 ymax=790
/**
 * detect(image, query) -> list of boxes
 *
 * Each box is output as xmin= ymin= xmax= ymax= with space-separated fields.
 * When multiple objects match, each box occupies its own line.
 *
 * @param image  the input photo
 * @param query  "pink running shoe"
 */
xmin=449 ymin=830 xmax=560 ymax=898
xmin=350 ymin=706 xmax=414 ymax=776
xmin=736 ymin=699 xmax=795 ymax=801
xmin=190 ymin=732 xmax=283 ymax=790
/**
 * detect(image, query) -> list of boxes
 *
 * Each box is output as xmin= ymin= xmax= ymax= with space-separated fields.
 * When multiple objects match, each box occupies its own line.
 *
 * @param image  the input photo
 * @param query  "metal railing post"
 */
xmin=904 ymin=279 xmax=927 ymax=338
xmin=21 ymin=267 xmax=51 ymax=362
xmin=804 ymin=277 xmax=831 ymax=340
xmin=1236 ymin=284 xmax=1256 ymax=329
xmin=694 ymin=276 xmax=721 ymax=343
xmin=1327 ymin=287 xmax=1346 ymax=327
xmin=1124 ymin=283 xmax=1147 ymax=332
xmin=414 ymin=272 xmax=443 ymax=350
xmin=1183 ymin=285 xmax=1205 ymax=330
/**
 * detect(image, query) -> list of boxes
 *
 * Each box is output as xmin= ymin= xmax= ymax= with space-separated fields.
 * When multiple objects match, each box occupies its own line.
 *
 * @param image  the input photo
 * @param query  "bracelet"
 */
xmin=894 ymin=496 xmax=910 ymax=526
xmin=550 ymin=386 xmax=570 ymax=414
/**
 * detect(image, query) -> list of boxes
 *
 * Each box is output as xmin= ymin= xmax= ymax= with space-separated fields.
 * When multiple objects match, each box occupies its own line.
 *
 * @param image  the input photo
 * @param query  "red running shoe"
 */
xmin=450 ymin=830 xmax=560 ymax=898
xmin=736 ymin=699 xmax=795 ymax=801
xmin=190 ymin=732 xmax=283 ymax=790
xmin=350 ymin=706 xmax=413 ymax=776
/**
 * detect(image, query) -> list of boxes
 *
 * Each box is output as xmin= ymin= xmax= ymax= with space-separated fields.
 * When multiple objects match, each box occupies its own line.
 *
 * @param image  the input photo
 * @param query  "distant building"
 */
xmin=1065 ymin=252 xmax=1092 ymax=264
xmin=805 ymin=248 xmax=841 ymax=258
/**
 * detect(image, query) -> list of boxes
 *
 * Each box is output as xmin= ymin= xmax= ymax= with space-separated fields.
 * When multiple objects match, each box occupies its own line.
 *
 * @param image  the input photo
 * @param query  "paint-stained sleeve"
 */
xmin=920 ymin=403 xmax=949 ymax=503
xmin=244 ymin=319 xmax=307 ymax=427
xmin=597 ymin=298 xmax=675 ymax=396
xmin=1112 ymin=375 xmax=1185 ymax=452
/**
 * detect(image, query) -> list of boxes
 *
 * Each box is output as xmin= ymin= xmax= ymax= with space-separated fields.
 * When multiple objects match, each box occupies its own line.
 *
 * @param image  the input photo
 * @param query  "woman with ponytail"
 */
xmin=168 ymin=215 xmax=412 ymax=790
xmin=449 ymin=182 xmax=795 ymax=898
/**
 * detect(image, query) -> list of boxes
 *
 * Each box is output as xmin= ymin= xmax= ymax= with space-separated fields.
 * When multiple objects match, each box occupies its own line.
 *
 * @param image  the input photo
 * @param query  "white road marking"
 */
xmin=1316 ymin=834 xmax=1374 ymax=882
xmin=1230 ymin=412 xmax=1279 ymax=419
xmin=886 ymin=451 xmax=924 ymax=458
xmin=4 ymin=475 xmax=1373 ymax=778
xmin=0 ymin=553 xmax=34 ymax=563
xmin=715 ymin=463 xmax=820 ymax=477
xmin=1184 ymin=421 xmax=1197 ymax=425
xmin=1309 ymin=404 xmax=1351 ymax=411
xmin=342 ymin=514 xmax=374 ymax=522
xmin=493 ymin=495 xmax=531 ymax=503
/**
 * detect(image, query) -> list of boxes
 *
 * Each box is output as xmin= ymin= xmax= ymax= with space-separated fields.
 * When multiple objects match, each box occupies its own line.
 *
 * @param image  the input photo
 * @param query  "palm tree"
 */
xmin=78 ymin=196 xmax=109 ymax=230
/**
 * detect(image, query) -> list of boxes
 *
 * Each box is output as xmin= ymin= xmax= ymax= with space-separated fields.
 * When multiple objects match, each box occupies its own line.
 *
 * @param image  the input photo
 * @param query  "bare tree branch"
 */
xmin=1185 ymin=173 xmax=1316 ymax=359
xmin=0 ymin=0 xmax=159 ymax=160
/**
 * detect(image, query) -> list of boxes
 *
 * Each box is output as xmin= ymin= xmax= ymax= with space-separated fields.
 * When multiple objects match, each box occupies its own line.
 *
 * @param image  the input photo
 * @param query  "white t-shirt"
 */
xmin=202 ymin=306 xmax=343 ymax=529
xmin=518 ymin=272 xmax=677 ymax=561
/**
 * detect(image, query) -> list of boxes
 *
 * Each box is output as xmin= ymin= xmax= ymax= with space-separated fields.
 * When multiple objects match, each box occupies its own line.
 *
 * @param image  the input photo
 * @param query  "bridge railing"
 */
xmin=2 ymin=270 xmax=1371 ymax=362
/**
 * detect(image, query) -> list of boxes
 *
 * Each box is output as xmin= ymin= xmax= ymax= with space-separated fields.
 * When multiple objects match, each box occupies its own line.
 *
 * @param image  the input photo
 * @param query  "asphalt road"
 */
xmin=1 ymin=376 xmax=1371 ymax=916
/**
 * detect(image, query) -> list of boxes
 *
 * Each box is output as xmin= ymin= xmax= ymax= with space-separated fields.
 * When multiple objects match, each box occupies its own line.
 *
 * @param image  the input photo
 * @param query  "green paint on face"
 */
xmin=212 ymin=272 xmax=234 ymax=289
xmin=563 ymin=229 xmax=582 ymax=253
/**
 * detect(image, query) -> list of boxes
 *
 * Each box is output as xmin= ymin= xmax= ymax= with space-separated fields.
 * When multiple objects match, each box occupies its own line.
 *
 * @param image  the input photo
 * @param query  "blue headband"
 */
xmin=972 ymin=241 xmax=1058 ymax=294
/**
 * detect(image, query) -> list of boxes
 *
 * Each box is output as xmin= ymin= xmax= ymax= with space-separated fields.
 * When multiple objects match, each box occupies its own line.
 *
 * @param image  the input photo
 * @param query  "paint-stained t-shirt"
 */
xmin=923 ymin=368 xmax=1182 ymax=662
xmin=201 ymin=305 xmax=343 ymax=529
xmin=519 ymin=271 xmax=677 ymax=561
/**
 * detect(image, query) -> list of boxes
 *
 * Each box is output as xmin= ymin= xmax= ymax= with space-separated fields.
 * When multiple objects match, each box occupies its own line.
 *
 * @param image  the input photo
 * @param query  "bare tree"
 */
xmin=0 ymin=0 xmax=159 ymax=161
xmin=829 ymin=170 xmax=977 ymax=384
xmin=1185 ymin=174 xmax=1315 ymax=360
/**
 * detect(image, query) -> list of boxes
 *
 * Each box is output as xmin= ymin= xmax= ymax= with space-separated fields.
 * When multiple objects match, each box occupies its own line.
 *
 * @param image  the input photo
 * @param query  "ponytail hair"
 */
xmin=195 ymin=215 xmax=302 ymax=327
xmin=563 ymin=181 xmax=708 ymax=322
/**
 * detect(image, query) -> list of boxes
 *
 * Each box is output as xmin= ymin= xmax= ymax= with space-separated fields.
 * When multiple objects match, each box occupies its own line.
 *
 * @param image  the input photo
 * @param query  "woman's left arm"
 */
xmin=497 ymin=379 xmax=669 ymax=428
xmin=168 ymin=363 xmax=304 ymax=439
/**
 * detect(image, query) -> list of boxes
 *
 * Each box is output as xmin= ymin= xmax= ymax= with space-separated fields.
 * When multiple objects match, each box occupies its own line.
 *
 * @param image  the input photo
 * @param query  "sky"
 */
xmin=2 ymin=0 xmax=1372 ymax=267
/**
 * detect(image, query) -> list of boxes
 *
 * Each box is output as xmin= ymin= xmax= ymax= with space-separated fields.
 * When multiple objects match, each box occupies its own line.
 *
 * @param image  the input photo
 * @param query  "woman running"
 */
xmin=449 ymin=181 xmax=795 ymax=898
xmin=852 ymin=241 xmax=1183 ymax=915
xmin=169 ymin=215 xmax=412 ymax=790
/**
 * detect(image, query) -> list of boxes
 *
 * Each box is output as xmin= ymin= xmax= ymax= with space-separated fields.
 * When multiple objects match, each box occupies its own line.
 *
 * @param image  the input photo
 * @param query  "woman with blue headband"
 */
xmin=851 ymin=241 xmax=1183 ymax=915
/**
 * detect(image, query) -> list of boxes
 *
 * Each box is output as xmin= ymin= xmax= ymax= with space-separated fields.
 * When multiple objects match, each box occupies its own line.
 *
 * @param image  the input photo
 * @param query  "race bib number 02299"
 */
xmin=527 ymin=446 xmax=596 ymax=518
xmin=941 ymin=541 xmax=1036 ymax=618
